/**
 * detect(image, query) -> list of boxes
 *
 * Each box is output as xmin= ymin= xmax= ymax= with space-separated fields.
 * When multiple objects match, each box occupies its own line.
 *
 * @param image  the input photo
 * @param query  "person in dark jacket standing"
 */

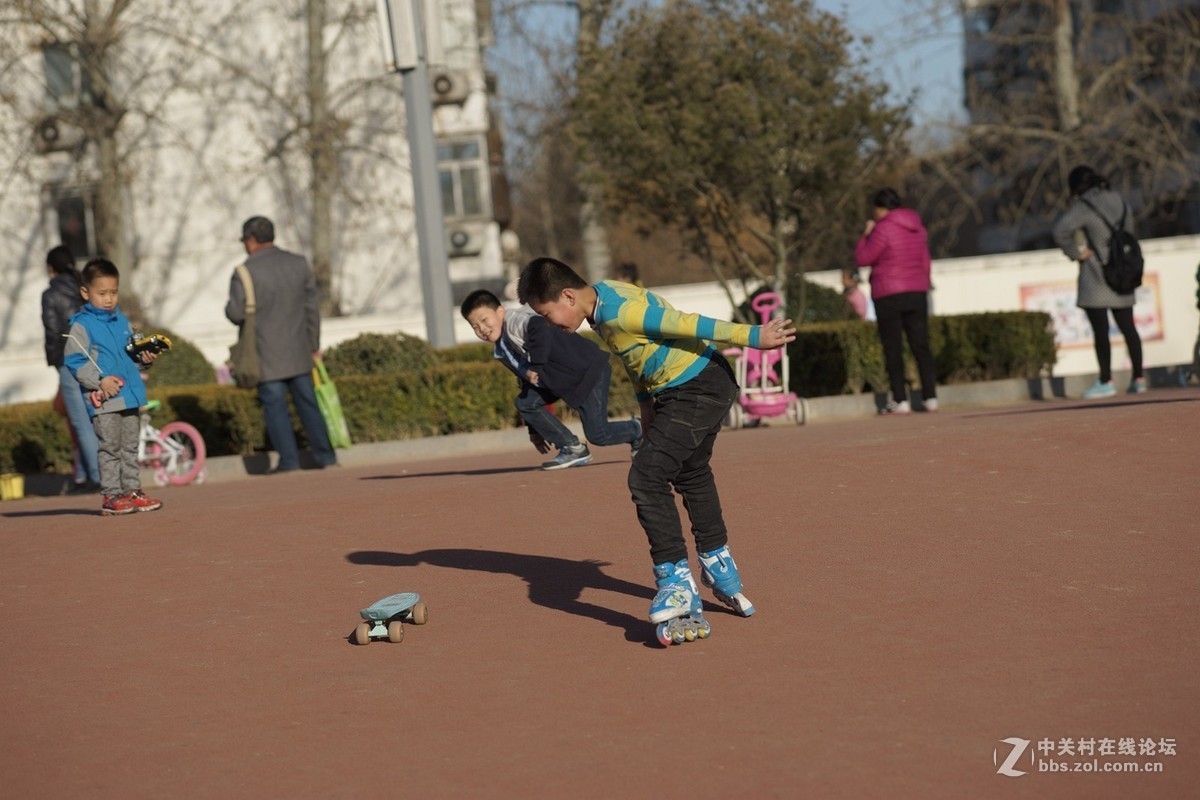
xmin=1052 ymin=165 xmax=1144 ymax=399
xmin=41 ymin=244 xmax=100 ymax=492
xmin=225 ymin=217 xmax=336 ymax=473
xmin=460 ymin=289 xmax=641 ymax=470
xmin=854 ymin=188 xmax=938 ymax=415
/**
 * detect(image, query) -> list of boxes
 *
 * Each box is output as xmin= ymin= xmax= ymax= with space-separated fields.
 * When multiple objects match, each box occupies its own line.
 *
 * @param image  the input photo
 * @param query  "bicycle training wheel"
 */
xmin=157 ymin=421 xmax=207 ymax=485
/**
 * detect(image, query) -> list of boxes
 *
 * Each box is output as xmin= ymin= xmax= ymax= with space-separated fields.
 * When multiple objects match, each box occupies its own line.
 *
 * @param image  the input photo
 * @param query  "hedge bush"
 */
xmin=323 ymin=332 xmax=437 ymax=377
xmin=1 ymin=312 xmax=1055 ymax=475
xmin=143 ymin=328 xmax=218 ymax=387
xmin=790 ymin=311 xmax=1056 ymax=396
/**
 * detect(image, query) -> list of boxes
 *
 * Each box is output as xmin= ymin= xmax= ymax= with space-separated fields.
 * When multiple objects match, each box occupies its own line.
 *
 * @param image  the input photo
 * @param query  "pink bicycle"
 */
xmin=139 ymin=400 xmax=207 ymax=486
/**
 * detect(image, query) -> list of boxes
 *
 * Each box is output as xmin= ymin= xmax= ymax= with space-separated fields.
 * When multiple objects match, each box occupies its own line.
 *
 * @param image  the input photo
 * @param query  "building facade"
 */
xmin=0 ymin=0 xmax=510 ymax=404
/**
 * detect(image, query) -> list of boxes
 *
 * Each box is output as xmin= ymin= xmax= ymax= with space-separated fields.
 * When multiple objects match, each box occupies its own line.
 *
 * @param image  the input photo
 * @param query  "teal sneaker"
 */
xmin=649 ymin=559 xmax=701 ymax=623
xmin=698 ymin=545 xmax=755 ymax=617
xmin=1081 ymin=380 xmax=1117 ymax=400
xmin=1127 ymin=378 xmax=1147 ymax=394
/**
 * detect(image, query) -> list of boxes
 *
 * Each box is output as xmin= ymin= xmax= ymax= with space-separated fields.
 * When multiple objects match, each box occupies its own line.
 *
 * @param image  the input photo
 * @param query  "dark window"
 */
xmin=49 ymin=185 xmax=98 ymax=258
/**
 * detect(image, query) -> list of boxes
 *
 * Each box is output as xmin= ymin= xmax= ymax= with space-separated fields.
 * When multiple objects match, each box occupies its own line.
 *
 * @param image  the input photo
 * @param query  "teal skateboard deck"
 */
xmin=354 ymin=592 xmax=428 ymax=645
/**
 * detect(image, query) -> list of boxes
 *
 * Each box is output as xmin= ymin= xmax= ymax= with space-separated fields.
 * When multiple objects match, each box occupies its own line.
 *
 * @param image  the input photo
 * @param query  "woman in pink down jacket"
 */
xmin=854 ymin=187 xmax=938 ymax=415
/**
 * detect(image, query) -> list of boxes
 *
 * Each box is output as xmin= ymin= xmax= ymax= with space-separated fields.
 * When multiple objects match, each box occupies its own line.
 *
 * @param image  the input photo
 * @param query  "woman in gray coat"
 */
xmin=1052 ymin=165 xmax=1144 ymax=399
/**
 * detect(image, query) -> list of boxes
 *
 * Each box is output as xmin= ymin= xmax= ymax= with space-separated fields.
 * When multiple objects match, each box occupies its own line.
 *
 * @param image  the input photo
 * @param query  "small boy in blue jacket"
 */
xmin=460 ymin=289 xmax=641 ymax=470
xmin=64 ymin=259 xmax=163 ymax=515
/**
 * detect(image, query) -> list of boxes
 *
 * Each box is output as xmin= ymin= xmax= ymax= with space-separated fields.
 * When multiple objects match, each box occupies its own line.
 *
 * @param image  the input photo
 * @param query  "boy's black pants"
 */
xmin=628 ymin=358 xmax=738 ymax=566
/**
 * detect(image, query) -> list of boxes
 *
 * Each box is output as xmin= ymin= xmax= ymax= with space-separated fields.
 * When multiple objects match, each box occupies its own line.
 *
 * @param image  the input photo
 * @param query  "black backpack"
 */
xmin=1079 ymin=196 xmax=1144 ymax=295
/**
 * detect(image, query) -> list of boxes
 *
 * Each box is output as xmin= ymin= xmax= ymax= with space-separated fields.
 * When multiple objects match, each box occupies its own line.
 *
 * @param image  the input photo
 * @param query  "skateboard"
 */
xmin=354 ymin=592 xmax=428 ymax=645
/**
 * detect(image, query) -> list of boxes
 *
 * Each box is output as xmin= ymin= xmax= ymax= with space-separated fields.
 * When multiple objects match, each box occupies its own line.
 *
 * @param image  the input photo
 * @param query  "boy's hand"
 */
xmin=139 ymin=351 xmax=157 ymax=365
xmin=526 ymin=369 xmax=540 ymax=386
xmin=529 ymin=431 xmax=551 ymax=454
xmin=758 ymin=318 xmax=797 ymax=350
xmin=99 ymin=375 xmax=125 ymax=399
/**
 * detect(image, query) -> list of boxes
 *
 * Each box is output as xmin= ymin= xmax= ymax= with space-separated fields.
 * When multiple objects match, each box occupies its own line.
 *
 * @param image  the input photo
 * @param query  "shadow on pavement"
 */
xmin=359 ymin=460 xmax=625 ymax=480
xmin=347 ymin=548 xmax=656 ymax=645
xmin=963 ymin=395 xmax=1199 ymax=418
xmin=2 ymin=508 xmax=98 ymax=518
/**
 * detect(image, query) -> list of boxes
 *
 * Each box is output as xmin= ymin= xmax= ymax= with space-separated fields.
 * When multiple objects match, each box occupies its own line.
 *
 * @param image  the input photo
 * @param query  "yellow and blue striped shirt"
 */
xmin=590 ymin=281 xmax=761 ymax=401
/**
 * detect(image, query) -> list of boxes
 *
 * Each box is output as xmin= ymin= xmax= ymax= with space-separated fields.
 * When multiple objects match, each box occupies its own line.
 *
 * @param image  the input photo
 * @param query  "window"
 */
xmin=47 ymin=184 xmax=99 ymax=258
xmin=437 ymin=137 xmax=489 ymax=220
xmin=41 ymin=42 xmax=92 ymax=110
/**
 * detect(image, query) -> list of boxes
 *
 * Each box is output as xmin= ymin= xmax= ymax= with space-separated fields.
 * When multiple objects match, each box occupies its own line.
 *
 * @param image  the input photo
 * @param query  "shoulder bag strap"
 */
xmin=235 ymin=264 xmax=256 ymax=314
xmin=1078 ymin=196 xmax=1118 ymax=236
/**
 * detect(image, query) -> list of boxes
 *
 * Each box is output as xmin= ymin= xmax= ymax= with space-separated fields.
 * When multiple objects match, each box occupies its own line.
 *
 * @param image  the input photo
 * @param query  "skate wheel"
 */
xmin=670 ymin=627 xmax=686 ymax=644
xmin=354 ymin=622 xmax=371 ymax=645
xmin=410 ymin=602 xmax=428 ymax=625
xmin=655 ymin=623 xmax=673 ymax=647
xmin=684 ymin=627 xmax=697 ymax=642
xmin=387 ymin=620 xmax=404 ymax=643
xmin=697 ymin=621 xmax=711 ymax=639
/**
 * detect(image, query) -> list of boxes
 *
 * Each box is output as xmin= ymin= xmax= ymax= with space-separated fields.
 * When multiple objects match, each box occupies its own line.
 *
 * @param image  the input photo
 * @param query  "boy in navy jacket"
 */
xmin=64 ymin=259 xmax=163 ymax=515
xmin=460 ymin=289 xmax=641 ymax=470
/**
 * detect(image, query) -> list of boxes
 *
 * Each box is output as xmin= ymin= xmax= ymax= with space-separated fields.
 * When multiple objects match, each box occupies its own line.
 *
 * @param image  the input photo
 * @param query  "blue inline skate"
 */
xmin=650 ymin=559 xmax=711 ymax=646
xmin=698 ymin=545 xmax=755 ymax=617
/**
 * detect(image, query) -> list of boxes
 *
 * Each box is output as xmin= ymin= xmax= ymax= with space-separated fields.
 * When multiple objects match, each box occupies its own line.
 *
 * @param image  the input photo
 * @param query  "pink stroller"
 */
xmin=723 ymin=291 xmax=806 ymax=428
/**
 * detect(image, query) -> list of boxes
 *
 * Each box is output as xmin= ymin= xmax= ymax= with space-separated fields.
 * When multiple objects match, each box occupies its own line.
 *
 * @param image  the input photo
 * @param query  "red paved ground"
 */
xmin=2 ymin=390 xmax=1198 ymax=799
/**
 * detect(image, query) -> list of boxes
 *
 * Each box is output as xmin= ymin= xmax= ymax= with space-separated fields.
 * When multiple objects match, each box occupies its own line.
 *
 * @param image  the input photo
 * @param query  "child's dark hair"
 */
xmin=872 ymin=187 xmax=902 ymax=210
xmin=46 ymin=245 xmax=78 ymax=277
xmin=460 ymin=288 xmax=502 ymax=319
xmin=81 ymin=258 xmax=119 ymax=286
xmin=518 ymin=257 xmax=587 ymax=305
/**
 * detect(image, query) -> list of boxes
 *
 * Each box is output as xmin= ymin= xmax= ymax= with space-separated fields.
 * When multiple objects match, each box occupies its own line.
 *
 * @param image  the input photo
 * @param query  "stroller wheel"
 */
xmin=725 ymin=404 xmax=745 ymax=429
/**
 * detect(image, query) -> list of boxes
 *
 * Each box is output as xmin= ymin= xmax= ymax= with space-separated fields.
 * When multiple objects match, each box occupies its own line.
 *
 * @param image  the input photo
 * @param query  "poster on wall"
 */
xmin=1019 ymin=273 xmax=1162 ymax=348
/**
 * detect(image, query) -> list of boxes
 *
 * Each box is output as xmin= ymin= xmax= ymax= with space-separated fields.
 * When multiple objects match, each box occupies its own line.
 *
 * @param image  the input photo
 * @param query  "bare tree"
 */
xmin=908 ymin=0 xmax=1200 ymax=257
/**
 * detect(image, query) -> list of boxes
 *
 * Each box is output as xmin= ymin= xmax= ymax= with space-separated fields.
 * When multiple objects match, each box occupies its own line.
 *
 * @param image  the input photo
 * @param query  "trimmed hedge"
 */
xmin=790 ymin=311 xmax=1057 ymax=396
xmin=1 ymin=312 xmax=1054 ymax=474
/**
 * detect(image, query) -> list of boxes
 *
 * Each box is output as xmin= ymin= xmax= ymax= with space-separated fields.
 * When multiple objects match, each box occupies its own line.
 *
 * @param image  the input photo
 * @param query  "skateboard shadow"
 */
xmin=347 ymin=548 xmax=656 ymax=645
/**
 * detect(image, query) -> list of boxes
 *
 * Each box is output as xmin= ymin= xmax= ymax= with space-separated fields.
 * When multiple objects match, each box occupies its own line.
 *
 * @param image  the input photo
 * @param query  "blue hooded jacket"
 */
xmin=63 ymin=303 xmax=147 ymax=417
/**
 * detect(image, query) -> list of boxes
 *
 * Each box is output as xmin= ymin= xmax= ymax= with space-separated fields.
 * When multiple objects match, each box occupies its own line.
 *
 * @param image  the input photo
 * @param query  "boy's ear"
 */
xmin=560 ymin=287 xmax=577 ymax=306
xmin=79 ymin=285 xmax=89 ymax=302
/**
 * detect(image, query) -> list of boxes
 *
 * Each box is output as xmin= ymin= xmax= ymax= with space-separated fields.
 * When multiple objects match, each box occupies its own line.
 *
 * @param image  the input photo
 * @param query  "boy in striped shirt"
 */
xmin=519 ymin=258 xmax=796 ymax=643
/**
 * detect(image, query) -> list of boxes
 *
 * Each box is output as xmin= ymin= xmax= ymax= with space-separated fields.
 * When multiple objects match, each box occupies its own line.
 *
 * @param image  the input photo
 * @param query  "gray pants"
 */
xmin=93 ymin=408 xmax=141 ymax=497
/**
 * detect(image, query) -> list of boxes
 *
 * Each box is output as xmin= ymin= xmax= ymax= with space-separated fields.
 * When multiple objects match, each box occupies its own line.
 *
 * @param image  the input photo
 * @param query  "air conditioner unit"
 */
xmin=34 ymin=116 xmax=85 ymax=154
xmin=430 ymin=70 xmax=470 ymax=106
xmin=446 ymin=222 xmax=485 ymax=258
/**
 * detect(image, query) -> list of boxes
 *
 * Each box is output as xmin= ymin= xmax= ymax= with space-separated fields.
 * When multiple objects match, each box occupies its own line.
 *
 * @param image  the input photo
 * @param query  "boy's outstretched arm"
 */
xmin=614 ymin=297 xmax=794 ymax=350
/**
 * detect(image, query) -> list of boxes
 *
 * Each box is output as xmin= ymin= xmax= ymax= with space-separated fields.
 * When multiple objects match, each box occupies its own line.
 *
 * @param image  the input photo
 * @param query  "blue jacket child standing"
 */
xmin=460 ymin=289 xmax=642 ymax=470
xmin=63 ymin=258 xmax=163 ymax=515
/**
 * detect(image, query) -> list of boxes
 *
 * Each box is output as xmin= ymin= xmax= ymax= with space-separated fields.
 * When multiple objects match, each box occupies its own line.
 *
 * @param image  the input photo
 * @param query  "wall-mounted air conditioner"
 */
xmin=430 ymin=70 xmax=470 ymax=106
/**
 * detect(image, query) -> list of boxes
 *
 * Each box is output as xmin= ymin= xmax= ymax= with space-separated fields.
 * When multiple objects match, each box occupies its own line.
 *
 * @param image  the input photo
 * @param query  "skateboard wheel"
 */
xmin=387 ymin=620 xmax=404 ymax=643
xmin=410 ymin=602 xmax=428 ymax=625
xmin=354 ymin=622 xmax=372 ymax=645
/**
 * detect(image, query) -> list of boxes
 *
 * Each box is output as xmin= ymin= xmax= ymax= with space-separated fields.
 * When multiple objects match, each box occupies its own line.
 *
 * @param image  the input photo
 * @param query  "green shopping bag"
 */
xmin=313 ymin=357 xmax=352 ymax=449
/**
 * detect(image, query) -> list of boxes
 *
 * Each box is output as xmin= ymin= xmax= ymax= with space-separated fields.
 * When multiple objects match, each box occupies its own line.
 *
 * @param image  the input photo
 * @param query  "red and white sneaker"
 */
xmin=126 ymin=490 xmax=163 ymax=512
xmin=101 ymin=494 xmax=137 ymax=516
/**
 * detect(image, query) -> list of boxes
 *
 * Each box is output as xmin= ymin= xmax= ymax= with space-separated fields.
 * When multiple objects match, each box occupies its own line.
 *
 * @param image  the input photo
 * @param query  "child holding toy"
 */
xmin=64 ymin=258 xmax=163 ymax=515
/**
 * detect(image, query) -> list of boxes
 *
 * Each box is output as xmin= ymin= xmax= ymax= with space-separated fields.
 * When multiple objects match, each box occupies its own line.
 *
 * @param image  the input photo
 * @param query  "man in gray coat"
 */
xmin=225 ymin=216 xmax=337 ymax=472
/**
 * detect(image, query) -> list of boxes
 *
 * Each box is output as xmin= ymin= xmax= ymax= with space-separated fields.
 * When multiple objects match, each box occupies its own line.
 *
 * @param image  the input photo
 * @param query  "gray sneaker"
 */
xmin=542 ymin=443 xmax=592 ymax=470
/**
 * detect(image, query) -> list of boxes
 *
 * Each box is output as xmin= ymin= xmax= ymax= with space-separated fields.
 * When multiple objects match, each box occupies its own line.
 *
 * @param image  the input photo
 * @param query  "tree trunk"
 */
xmin=1053 ymin=0 xmax=1081 ymax=131
xmin=575 ymin=0 xmax=613 ymax=283
xmin=307 ymin=0 xmax=339 ymax=315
